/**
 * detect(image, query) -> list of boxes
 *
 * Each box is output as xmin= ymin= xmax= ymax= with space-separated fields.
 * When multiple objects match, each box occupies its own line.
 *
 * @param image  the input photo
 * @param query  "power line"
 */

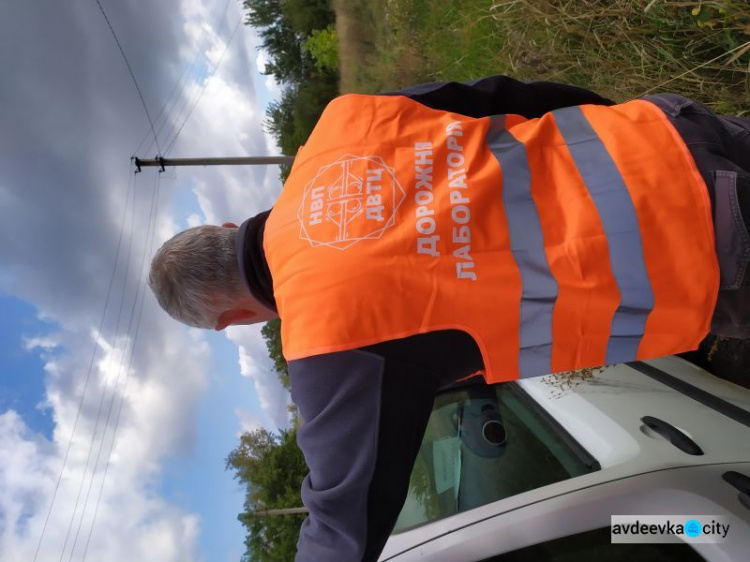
xmin=139 ymin=0 xmax=235 ymax=157
xmin=33 ymin=162 xmax=136 ymax=562
xmin=37 ymin=5 xmax=248 ymax=556
xmin=38 ymin=2 xmax=240 ymax=557
xmin=74 ymin=171 xmax=160 ymax=560
xmin=62 ymin=174 xmax=139 ymax=562
xmin=132 ymin=10 xmax=215 ymax=157
xmin=132 ymin=32 xmax=207 ymax=157
xmin=93 ymin=0 xmax=162 ymax=155
xmin=82 ymin=171 xmax=164 ymax=562
xmin=163 ymin=17 xmax=242 ymax=155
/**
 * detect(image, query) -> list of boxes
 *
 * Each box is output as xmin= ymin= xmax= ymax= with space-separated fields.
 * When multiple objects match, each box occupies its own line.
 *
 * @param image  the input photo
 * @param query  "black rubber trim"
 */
xmin=506 ymin=383 xmax=602 ymax=472
xmin=641 ymin=415 xmax=704 ymax=455
xmin=627 ymin=361 xmax=750 ymax=428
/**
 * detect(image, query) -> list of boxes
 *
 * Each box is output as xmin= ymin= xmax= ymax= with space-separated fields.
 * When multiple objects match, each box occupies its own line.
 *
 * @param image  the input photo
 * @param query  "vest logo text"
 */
xmin=298 ymin=154 xmax=405 ymax=250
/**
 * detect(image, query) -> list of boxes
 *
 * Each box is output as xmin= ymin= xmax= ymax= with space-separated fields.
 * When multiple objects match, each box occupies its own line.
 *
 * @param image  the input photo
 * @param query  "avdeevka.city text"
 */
xmin=612 ymin=519 xmax=730 ymax=538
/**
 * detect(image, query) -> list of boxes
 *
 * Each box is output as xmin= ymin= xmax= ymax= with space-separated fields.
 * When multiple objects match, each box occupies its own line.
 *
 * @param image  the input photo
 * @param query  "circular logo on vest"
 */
xmin=297 ymin=154 xmax=406 ymax=250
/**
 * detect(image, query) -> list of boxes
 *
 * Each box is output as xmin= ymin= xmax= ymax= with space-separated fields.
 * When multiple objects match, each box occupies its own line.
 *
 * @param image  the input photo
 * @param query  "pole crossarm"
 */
xmin=133 ymin=155 xmax=296 ymax=172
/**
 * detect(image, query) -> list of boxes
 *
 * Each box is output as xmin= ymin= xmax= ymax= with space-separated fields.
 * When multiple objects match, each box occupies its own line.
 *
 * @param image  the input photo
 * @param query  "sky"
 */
xmin=0 ymin=1 xmax=290 ymax=560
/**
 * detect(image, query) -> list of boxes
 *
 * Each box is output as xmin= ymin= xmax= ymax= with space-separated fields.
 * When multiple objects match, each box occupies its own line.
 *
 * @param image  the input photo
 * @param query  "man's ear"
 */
xmin=215 ymin=309 xmax=256 ymax=331
xmin=221 ymin=222 xmax=239 ymax=229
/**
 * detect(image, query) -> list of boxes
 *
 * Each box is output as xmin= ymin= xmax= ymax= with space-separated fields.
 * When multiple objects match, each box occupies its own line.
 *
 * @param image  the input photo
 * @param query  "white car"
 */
xmin=379 ymin=356 xmax=750 ymax=561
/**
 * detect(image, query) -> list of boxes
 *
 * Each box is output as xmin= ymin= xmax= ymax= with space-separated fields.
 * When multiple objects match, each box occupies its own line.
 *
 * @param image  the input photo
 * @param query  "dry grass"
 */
xmin=334 ymin=0 xmax=750 ymax=113
xmin=331 ymin=0 xmax=377 ymax=93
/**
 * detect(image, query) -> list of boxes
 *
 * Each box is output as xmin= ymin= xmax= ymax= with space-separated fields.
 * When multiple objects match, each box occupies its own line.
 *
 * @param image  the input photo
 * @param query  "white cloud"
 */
xmin=255 ymin=50 xmax=268 ymax=74
xmin=225 ymin=325 xmax=290 ymax=431
xmin=264 ymin=74 xmax=283 ymax=99
xmin=165 ymin=14 xmax=283 ymax=226
xmin=193 ymin=183 xmax=219 ymax=225
xmin=247 ymin=28 xmax=283 ymax=105
xmin=0 ymin=410 xmax=55 ymax=558
xmin=234 ymin=407 xmax=264 ymax=438
xmin=0 ymin=0 xmax=290 ymax=558
xmin=186 ymin=213 xmax=202 ymax=228
xmin=23 ymin=335 xmax=60 ymax=352
xmin=0 ymin=314 xmax=210 ymax=561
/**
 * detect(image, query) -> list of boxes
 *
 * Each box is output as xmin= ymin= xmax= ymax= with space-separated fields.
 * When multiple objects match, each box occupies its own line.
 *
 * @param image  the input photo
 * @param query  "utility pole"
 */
xmin=133 ymin=155 xmax=295 ymax=172
xmin=251 ymin=507 xmax=309 ymax=517
xmin=133 ymin=153 xmax=305 ymax=517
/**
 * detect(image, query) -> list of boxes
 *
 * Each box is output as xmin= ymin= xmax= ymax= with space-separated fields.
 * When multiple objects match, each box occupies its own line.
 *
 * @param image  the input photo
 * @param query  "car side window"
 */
xmin=394 ymin=381 xmax=600 ymax=531
xmin=479 ymin=526 xmax=706 ymax=561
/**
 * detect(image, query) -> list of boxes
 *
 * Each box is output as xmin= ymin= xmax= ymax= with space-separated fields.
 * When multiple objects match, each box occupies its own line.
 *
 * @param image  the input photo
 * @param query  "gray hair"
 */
xmin=148 ymin=225 xmax=246 ymax=329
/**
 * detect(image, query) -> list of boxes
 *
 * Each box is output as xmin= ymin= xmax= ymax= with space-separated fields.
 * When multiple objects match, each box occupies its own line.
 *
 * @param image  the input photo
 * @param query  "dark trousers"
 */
xmin=645 ymin=94 xmax=750 ymax=338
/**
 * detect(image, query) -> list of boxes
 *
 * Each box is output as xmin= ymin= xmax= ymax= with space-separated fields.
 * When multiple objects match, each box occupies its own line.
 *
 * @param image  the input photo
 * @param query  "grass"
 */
xmin=334 ymin=0 xmax=750 ymax=114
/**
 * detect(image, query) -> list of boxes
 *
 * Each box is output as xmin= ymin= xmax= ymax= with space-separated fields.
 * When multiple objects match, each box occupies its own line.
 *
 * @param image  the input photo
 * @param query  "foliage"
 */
xmin=334 ymin=0 xmax=750 ymax=115
xmin=242 ymin=0 xmax=335 ymax=84
xmin=243 ymin=0 xmax=340 ymax=183
xmin=690 ymin=1 xmax=750 ymax=30
xmin=242 ymin=0 xmax=308 ymax=84
xmin=264 ymin=79 xmax=338 ymax=155
xmin=303 ymin=25 xmax=340 ymax=72
xmin=282 ymin=0 xmax=336 ymax=36
xmin=261 ymin=318 xmax=289 ymax=389
xmin=226 ymin=427 xmax=309 ymax=562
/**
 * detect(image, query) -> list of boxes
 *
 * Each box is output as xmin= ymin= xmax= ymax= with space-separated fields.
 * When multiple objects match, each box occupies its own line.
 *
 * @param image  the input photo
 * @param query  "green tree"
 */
xmin=292 ymin=78 xmax=339 ymax=137
xmin=261 ymin=318 xmax=289 ymax=389
xmin=226 ymin=427 xmax=309 ymax=561
xmin=262 ymin=77 xmax=339 ymax=182
xmin=242 ymin=0 xmax=336 ymax=85
xmin=303 ymin=25 xmax=339 ymax=72
xmin=242 ymin=0 xmax=310 ymax=84
xmin=281 ymin=0 xmax=335 ymax=36
xmin=243 ymin=0 xmax=340 ymax=182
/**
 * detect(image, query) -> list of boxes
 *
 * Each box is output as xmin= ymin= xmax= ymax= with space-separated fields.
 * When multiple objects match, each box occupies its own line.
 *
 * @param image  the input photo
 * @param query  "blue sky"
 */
xmin=160 ymin=331 xmax=265 ymax=562
xmin=0 ymin=295 xmax=56 ymax=440
xmin=0 ymin=1 xmax=290 ymax=560
xmin=0 ymin=292 xmax=273 ymax=561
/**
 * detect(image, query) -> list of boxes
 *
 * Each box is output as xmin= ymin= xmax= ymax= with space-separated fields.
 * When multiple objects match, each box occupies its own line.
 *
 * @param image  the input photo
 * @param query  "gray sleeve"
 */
xmin=289 ymin=350 xmax=385 ymax=562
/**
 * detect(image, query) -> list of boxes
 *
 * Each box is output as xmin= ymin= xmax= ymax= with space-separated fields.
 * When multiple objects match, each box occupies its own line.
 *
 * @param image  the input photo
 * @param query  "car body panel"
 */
xmin=380 ymin=357 xmax=750 ymax=560
xmin=382 ymin=462 xmax=750 ymax=561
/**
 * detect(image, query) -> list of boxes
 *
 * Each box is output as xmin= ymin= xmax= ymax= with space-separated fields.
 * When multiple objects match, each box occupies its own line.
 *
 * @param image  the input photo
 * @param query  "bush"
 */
xmin=303 ymin=25 xmax=340 ymax=72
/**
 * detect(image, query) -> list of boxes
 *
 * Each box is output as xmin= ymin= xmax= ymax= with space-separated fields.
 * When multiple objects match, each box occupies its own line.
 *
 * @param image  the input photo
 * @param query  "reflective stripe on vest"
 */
xmin=264 ymin=94 xmax=719 ymax=383
xmin=552 ymin=106 xmax=655 ymax=365
xmin=487 ymin=115 xmax=558 ymax=377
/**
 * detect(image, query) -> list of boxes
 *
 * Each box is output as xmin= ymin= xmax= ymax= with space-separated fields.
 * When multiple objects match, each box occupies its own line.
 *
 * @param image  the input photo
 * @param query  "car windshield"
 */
xmin=393 ymin=380 xmax=600 ymax=532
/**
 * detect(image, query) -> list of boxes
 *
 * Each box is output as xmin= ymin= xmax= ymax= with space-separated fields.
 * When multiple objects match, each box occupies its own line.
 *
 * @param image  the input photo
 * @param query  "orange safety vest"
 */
xmin=263 ymin=94 xmax=719 ymax=383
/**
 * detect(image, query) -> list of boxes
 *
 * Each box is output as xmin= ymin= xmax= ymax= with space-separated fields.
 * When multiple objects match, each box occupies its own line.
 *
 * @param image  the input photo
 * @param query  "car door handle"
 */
xmin=723 ymin=470 xmax=750 ymax=493
xmin=722 ymin=471 xmax=750 ymax=511
xmin=641 ymin=416 xmax=704 ymax=456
